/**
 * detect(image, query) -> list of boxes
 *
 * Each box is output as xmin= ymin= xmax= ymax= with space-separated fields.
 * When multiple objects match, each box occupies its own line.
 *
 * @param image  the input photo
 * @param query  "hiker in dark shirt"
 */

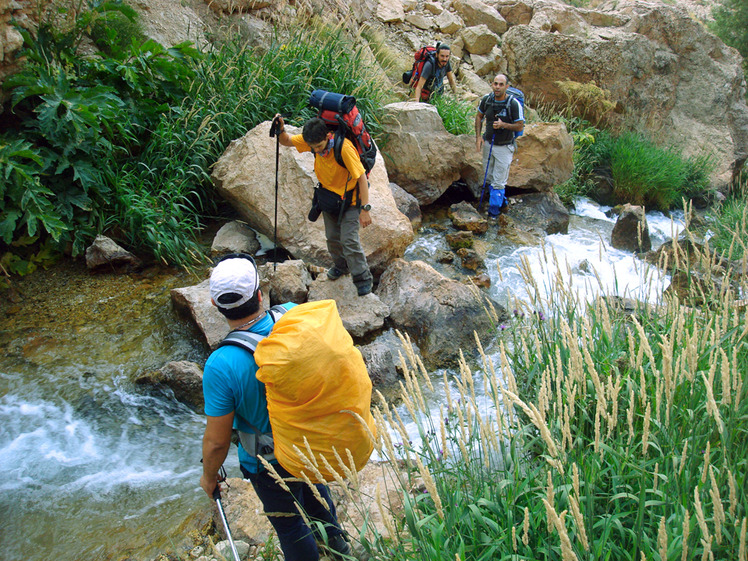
xmin=475 ymin=74 xmax=525 ymax=217
xmin=414 ymin=43 xmax=458 ymax=102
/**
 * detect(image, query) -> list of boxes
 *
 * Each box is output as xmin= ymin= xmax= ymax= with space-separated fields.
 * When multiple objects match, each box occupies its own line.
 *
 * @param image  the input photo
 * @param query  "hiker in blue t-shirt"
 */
xmin=200 ymin=254 xmax=350 ymax=561
xmin=475 ymin=74 xmax=525 ymax=218
xmin=414 ymin=43 xmax=458 ymax=102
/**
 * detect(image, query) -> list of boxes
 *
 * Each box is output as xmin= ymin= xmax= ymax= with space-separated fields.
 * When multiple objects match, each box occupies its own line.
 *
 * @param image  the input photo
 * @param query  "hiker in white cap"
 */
xmin=199 ymin=253 xmax=351 ymax=561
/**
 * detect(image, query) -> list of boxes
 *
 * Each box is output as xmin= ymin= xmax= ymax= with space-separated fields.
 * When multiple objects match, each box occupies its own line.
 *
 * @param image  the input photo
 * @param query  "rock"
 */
xmin=448 ymin=201 xmax=488 ymax=234
xmin=456 ymin=247 xmax=485 ymax=271
xmin=378 ymin=0 xmax=405 ymax=23
xmin=436 ymin=249 xmax=455 ymax=263
xmin=380 ymin=102 xmax=477 ymax=205
xmin=424 ymin=2 xmax=443 ymax=15
xmin=207 ymin=0 xmax=271 ymax=14
xmin=446 ymin=230 xmax=474 ymax=250
xmin=435 ymin=10 xmax=463 ymax=34
xmin=359 ymin=338 xmax=399 ymax=386
xmin=85 ymin=235 xmax=142 ymax=273
xmin=470 ymin=46 xmax=501 ymax=77
xmin=508 ymin=123 xmax=574 ymax=191
xmin=376 ymin=259 xmax=506 ymax=367
xmin=307 ymin=277 xmax=390 ymax=339
xmin=211 ymin=220 xmax=260 ymax=256
xmin=389 ymin=182 xmax=422 ymax=229
xmin=459 ymin=67 xmax=492 ymax=97
xmin=215 ymin=540 xmax=250 ymax=560
xmin=501 ymin=2 xmax=748 ymax=187
xmin=611 ymin=204 xmax=652 ymax=253
xmin=460 ymin=25 xmax=500 ymax=56
xmin=508 ymin=192 xmax=570 ymax=235
xmin=453 ymin=0 xmax=508 ymax=35
xmin=405 ymin=12 xmax=433 ymax=30
xmin=171 ymin=280 xmax=229 ymax=350
xmin=212 ymin=121 xmax=413 ymax=276
xmin=496 ymin=0 xmax=534 ymax=26
xmin=135 ymin=361 xmax=204 ymax=411
xmin=471 ymin=273 xmax=491 ymax=288
xmin=217 ymin=478 xmax=272 ymax=544
xmin=258 ymin=260 xmax=312 ymax=305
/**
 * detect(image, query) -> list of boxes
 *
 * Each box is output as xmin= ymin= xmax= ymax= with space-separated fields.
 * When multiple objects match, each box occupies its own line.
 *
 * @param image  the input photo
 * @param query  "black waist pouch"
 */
xmin=309 ymin=185 xmax=354 ymax=224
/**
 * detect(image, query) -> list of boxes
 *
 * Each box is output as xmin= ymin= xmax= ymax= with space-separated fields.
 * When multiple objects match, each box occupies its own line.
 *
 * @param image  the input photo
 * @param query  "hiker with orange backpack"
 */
xmin=411 ymin=43 xmax=457 ymax=102
xmin=274 ymin=109 xmax=374 ymax=297
xmin=200 ymin=253 xmax=365 ymax=561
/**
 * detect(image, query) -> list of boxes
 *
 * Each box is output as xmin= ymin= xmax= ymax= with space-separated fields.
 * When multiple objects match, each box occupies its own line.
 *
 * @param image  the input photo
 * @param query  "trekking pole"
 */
xmin=213 ymin=485 xmax=242 ymax=561
xmin=270 ymin=115 xmax=281 ymax=272
xmin=478 ymin=130 xmax=496 ymax=213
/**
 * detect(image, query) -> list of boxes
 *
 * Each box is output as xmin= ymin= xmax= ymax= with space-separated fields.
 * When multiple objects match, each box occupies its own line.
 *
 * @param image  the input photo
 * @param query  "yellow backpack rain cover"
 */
xmin=254 ymin=299 xmax=376 ymax=482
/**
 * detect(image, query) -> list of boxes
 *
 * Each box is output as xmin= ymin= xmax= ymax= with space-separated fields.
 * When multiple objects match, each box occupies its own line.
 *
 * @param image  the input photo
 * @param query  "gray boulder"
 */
xmin=258 ymin=260 xmax=312 ymax=305
xmin=307 ymin=277 xmax=390 ymax=339
xmin=211 ymin=221 xmax=260 ymax=256
xmin=508 ymin=192 xmax=570 ymax=235
xmin=135 ymin=361 xmax=204 ymax=411
xmin=85 ymin=235 xmax=141 ymax=273
xmin=376 ymin=259 xmax=506 ymax=367
xmin=611 ymin=204 xmax=652 ymax=253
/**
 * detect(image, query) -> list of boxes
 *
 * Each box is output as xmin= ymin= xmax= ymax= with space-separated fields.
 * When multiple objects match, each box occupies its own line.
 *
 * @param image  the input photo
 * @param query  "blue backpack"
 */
xmin=506 ymin=87 xmax=525 ymax=138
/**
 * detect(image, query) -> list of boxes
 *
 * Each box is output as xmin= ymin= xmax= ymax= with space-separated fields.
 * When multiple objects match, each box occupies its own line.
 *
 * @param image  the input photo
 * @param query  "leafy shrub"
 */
xmin=710 ymin=0 xmax=748 ymax=74
xmin=430 ymin=94 xmax=475 ymax=136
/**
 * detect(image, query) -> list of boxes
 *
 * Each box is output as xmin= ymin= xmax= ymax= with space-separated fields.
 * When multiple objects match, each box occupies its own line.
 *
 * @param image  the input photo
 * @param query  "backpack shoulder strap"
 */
xmin=218 ymin=305 xmax=289 ymax=353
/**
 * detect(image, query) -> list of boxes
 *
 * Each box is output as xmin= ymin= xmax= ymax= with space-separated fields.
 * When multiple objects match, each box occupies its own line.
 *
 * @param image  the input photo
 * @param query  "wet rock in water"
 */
xmin=135 ymin=361 xmax=204 ymax=411
xmin=446 ymin=231 xmax=474 ymax=250
xmin=389 ymin=181 xmax=422 ymax=230
xmin=611 ymin=204 xmax=651 ymax=253
xmin=171 ymin=280 xmax=230 ymax=350
xmin=471 ymin=273 xmax=491 ymax=288
xmin=456 ymin=248 xmax=485 ymax=271
xmin=307 ymin=276 xmax=390 ymax=339
xmin=85 ymin=235 xmax=142 ymax=273
xmin=258 ymin=260 xmax=312 ymax=305
xmin=358 ymin=339 xmax=399 ymax=386
xmin=377 ymin=259 xmax=506 ymax=367
xmin=448 ymin=201 xmax=488 ymax=235
xmin=211 ymin=220 xmax=260 ymax=256
xmin=436 ymin=249 xmax=455 ymax=264
xmin=508 ymin=192 xmax=570 ymax=235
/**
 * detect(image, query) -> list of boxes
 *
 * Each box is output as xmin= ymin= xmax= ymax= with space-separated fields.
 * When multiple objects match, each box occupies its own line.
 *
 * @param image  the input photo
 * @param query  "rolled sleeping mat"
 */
xmin=309 ymin=89 xmax=356 ymax=114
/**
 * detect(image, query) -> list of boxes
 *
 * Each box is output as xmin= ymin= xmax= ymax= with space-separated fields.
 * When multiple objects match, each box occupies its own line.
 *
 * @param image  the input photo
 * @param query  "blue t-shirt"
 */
xmin=202 ymin=303 xmax=296 ymax=473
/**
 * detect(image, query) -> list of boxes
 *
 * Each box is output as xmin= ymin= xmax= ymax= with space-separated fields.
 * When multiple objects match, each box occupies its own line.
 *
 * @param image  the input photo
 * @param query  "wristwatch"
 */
xmin=362 ymin=204 xmax=372 ymax=212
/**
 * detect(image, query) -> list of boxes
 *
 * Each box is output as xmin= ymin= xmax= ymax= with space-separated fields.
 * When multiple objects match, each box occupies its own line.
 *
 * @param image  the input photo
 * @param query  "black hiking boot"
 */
xmin=326 ymin=534 xmax=351 ymax=560
xmin=327 ymin=266 xmax=348 ymax=280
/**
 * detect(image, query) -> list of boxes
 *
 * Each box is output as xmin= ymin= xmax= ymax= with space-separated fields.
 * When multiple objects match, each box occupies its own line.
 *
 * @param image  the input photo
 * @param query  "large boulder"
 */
xmin=171 ymin=280 xmax=229 ymax=349
xmin=212 ymin=121 xmax=414 ymax=276
xmin=507 ymin=192 xmax=570 ymax=235
xmin=611 ymin=204 xmax=652 ymax=253
xmin=501 ymin=2 xmax=748 ymax=186
xmin=307 ymin=276 xmax=390 ymax=339
xmin=509 ymin=123 xmax=574 ymax=191
xmin=258 ymin=260 xmax=312 ymax=305
xmin=381 ymin=102 xmax=480 ymax=205
xmin=453 ymin=0 xmax=508 ymax=35
xmin=376 ymin=259 xmax=506 ymax=367
xmin=135 ymin=361 xmax=204 ymax=411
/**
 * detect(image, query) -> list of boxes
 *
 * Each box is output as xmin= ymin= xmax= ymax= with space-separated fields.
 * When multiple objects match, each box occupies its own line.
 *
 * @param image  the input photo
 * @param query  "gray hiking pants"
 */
xmin=322 ymin=207 xmax=372 ymax=285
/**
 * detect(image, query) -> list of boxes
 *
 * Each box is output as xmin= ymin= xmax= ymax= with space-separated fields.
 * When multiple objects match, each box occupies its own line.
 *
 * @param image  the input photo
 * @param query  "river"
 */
xmin=0 ymin=198 xmax=683 ymax=561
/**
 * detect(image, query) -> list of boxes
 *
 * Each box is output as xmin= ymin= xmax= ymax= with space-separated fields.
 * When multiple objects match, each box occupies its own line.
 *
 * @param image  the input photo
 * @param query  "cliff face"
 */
xmin=2 ymin=0 xmax=745 ymax=186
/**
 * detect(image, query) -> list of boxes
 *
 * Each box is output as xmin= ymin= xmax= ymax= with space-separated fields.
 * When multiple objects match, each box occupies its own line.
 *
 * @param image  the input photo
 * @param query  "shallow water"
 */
xmin=0 ymin=199 xmax=684 ymax=560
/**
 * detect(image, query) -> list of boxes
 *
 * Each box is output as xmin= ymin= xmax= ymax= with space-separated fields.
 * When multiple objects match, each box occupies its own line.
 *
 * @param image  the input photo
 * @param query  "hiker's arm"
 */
xmin=475 ymin=112 xmax=484 ymax=152
xmin=495 ymin=119 xmax=525 ymax=132
xmin=358 ymin=173 xmax=372 ymax=228
xmin=414 ymin=75 xmax=427 ymax=102
xmin=447 ymin=71 xmax=457 ymax=95
xmin=274 ymin=114 xmax=294 ymax=147
xmin=200 ymin=412 xmax=234 ymax=497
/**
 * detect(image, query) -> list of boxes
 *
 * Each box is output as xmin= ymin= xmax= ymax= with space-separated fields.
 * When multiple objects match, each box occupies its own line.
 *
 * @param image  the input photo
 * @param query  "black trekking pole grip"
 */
xmin=212 ymin=485 xmax=221 ymax=501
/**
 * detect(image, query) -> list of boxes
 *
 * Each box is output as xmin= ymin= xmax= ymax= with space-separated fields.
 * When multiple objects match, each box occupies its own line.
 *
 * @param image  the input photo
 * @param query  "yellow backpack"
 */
xmin=250 ymin=300 xmax=376 ymax=482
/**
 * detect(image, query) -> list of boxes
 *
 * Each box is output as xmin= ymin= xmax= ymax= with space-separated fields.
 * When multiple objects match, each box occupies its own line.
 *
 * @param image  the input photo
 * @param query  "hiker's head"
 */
xmin=436 ymin=44 xmax=451 ymax=66
xmin=491 ymin=74 xmax=509 ymax=98
xmin=210 ymin=253 xmax=262 ymax=320
xmin=302 ymin=118 xmax=332 ymax=150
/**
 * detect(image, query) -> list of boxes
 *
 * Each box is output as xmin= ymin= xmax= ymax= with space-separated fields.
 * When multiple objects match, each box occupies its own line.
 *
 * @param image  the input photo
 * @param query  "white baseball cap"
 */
xmin=209 ymin=255 xmax=259 ymax=309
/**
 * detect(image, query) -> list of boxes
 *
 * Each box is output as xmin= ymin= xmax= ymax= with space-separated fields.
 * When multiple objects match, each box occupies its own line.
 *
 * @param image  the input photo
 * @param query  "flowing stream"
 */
xmin=0 ymin=198 xmax=683 ymax=561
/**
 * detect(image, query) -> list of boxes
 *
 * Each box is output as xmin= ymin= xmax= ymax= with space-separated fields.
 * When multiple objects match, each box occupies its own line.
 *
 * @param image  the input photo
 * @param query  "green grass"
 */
xmin=322 ymin=192 xmax=748 ymax=561
xmin=431 ymin=94 xmax=476 ymax=136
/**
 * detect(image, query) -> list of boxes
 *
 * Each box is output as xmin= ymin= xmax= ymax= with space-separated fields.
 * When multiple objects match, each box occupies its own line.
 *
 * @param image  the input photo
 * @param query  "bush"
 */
xmin=430 ymin=94 xmax=476 ymax=136
xmin=710 ymin=0 xmax=748 ymax=74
